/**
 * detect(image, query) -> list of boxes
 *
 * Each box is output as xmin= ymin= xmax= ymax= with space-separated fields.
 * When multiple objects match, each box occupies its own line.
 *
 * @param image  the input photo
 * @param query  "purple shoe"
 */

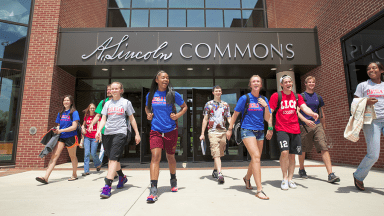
xmin=100 ymin=185 xmax=111 ymax=198
xmin=117 ymin=175 xmax=127 ymax=189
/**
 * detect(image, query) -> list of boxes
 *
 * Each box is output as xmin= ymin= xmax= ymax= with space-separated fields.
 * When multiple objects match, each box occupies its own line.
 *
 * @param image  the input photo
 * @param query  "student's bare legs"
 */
xmin=214 ymin=157 xmax=221 ymax=173
xmin=106 ymin=160 xmax=120 ymax=180
xmin=67 ymin=145 xmax=78 ymax=178
xmin=321 ymin=150 xmax=333 ymax=174
xmin=43 ymin=142 xmax=65 ymax=181
xmin=166 ymin=153 xmax=176 ymax=175
xmin=280 ymin=150 xmax=290 ymax=180
xmin=150 ymin=148 xmax=162 ymax=180
xmin=288 ymin=154 xmax=295 ymax=181
xmin=299 ymin=152 xmax=306 ymax=170
xmin=243 ymin=138 xmax=267 ymax=198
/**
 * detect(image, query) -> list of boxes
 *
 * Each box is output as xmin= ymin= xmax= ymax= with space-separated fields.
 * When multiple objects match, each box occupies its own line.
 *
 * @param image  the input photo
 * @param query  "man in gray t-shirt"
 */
xmin=96 ymin=82 xmax=141 ymax=198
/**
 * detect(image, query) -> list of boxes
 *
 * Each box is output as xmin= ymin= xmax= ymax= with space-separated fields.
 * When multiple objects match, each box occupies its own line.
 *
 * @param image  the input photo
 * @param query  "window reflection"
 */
xmin=108 ymin=9 xmax=130 ymax=27
xmin=150 ymin=10 xmax=167 ymax=27
xmin=242 ymin=0 xmax=263 ymax=8
xmin=206 ymin=0 xmax=240 ymax=9
xmin=0 ymin=0 xmax=31 ymax=24
xmin=132 ymin=0 xmax=167 ymax=8
xmin=224 ymin=10 xmax=241 ymax=27
xmin=206 ymin=10 xmax=223 ymax=27
xmin=109 ymin=0 xmax=131 ymax=8
xmin=0 ymin=22 xmax=27 ymax=60
xmin=170 ymin=0 xmax=204 ymax=8
xmin=187 ymin=10 xmax=204 ymax=27
xmin=169 ymin=10 xmax=186 ymax=27
xmin=242 ymin=10 xmax=264 ymax=27
xmin=131 ymin=10 xmax=149 ymax=27
xmin=0 ymin=61 xmax=22 ymax=160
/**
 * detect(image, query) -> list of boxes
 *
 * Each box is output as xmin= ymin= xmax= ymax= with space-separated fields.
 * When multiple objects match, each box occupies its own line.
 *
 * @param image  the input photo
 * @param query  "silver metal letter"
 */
xmin=235 ymin=44 xmax=251 ymax=59
xmin=271 ymin=44 xmax=284 ymax=59
xmin=286 ymin=44 xmax=294 ymax=59
xmin=253 ymin=43 xmax=268 ymax=59
xmin=180 ymin=43 xmax=192 ymax=59
xmin=214 ymin=43 xmax=231 ymax=59
xmin=195 ymin=43 xmax=211 ymax=59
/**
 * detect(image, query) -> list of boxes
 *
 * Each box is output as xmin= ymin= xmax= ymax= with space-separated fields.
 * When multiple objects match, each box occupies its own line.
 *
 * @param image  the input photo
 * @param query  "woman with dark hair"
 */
xmin=353 ymin=61 xmax=384 ymax=191
xmin=145 ymin=70 xmax=188 ymax=203
xmin=36 ymin=95 xmax=80 ymax=184
xmin=81 ymin=103 xmax=102 ymax=176
xmin=227 ymin=75 xmax=271 ymax=200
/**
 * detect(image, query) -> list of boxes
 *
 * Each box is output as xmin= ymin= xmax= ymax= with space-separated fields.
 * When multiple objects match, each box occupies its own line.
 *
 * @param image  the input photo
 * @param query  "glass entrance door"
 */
xmin=140 ymin=87 xmax=188 ymax=163
xmin=192 ymin=89 xmax=243 ymax=161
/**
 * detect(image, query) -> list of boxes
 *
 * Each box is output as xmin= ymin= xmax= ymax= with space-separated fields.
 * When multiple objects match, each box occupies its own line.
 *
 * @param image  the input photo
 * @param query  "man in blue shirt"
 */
xmin=297 ymin=76 xmax=340 ymax=183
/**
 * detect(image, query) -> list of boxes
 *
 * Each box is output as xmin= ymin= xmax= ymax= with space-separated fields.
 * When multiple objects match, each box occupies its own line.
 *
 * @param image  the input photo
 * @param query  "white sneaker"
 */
xmin=281 ymin=180 xmax=288 ymax=190
xmin=288 ymin=181 xmax=297 ymax=189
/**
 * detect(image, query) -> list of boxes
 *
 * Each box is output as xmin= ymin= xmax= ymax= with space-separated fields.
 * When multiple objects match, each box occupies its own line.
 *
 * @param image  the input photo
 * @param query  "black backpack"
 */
xmin=233 ymin=94 xmax=267 ymax=145
xmin=59 ymin=111 xmax=82 ymax=141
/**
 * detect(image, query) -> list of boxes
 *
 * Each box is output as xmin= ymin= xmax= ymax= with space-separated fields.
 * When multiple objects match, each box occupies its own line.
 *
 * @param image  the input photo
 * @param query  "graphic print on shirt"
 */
xmin=204 ymin=100 xmax=230 ymax=132
xmin=60 ymin=114 xmax=71 ymax=122
xmin=107 ymin=107 xmax=125 ymax=116
xmin=152 ymin=96 xmax=166 ymax=105
xmin=248 ymin=102 xmax=263 ymax=112
xmin=212 ymin=106 xmax=225 ymax=130
xmin=280 ymin=100 xmax=297 ymax=115
xmin=367 ymin=89 xmax=384 ymax=98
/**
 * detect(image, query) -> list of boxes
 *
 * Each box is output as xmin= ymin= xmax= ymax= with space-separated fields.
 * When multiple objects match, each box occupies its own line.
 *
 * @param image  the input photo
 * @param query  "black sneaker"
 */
xmin=212 ymin=170 xmax=218 ymax=179
xmin=146 ymin=186 xmax=158 ymax=203
xmin=299 ymin=169 xmax=308 ymax=179
xmin=328 ymin=172 xmax=340 ymax=183
xmin=217 ymin=172 xmax=225 ymax=184
xmin=170 ymin=179 xmax=178 ymax=192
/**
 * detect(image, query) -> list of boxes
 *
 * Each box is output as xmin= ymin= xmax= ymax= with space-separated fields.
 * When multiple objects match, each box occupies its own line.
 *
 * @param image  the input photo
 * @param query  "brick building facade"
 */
xmin=2 ymin=0 xmax=383 ymax=168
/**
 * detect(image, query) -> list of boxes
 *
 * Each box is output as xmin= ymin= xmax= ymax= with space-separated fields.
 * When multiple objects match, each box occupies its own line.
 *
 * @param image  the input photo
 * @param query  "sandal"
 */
xmin=256 ymin=190 xmax=269 ymax=200
xmin=243 ymin=176 xmax=253 ymax=190
xmin=68 ymin=176 xmax=78 ymax=181
xmin=96 ymin=165 xmax=101 ymax=172
xmin=354 ymin=176 xmax=365 ymax=191
xmin=82 ymin=173 xmax=90 ymax=176
xmin=36 ymin=177 xmax=48 ymax=184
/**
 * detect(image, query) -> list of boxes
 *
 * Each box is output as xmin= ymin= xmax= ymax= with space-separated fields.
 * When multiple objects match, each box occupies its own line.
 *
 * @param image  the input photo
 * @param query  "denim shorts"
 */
xmin=241 ymin=128 xmax=264 ymax=141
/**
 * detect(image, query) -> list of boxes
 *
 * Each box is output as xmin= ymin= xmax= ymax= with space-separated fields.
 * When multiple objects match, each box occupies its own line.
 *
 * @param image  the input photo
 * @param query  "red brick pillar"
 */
xmin=16 ymin=0 xmax=75 ymax=168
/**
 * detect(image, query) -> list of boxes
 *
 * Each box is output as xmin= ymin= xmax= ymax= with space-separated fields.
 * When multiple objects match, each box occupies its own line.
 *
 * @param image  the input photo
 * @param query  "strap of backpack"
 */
xmin=317 ymin=94 xmax=323 ymax=118
xmin=241 ymin=94 xmax=250 ymax=124
xmin=276 ymin=91 xmax=282 ymax=112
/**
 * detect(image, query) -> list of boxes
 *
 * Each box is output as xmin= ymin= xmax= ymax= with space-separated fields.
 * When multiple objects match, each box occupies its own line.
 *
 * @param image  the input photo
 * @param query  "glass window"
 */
xmin=150 ymin=10 xmax=167 ymax=27
xmin=170 ymin=0 xmax=204 ymax=8
xmin=169 ymin=10 xmax=186 ymax=27
xmin=0 ymin=0 xmax=31 ymax=24
xmin=108 ymin=9 xmax=130 ymax=27
xmin=242 ymin=0 xmax=263 ymax=8
xmin=187 ymin=10 xmax=204 ymax=27
xmin=206 ymin=0 xmax=240 ymax=8
xmin=131 ymin=10 xmax=149 ymax=27
xmin=344 ymin=16 xmax=384 ymax=62
xmin=0 ymin=61 xmax=23 ymax=161
xmin=206 ymin=10 xmax=223 ymax=27
xmin=242 ymin=10 xmax=264 ymax=27
xmin=109 ymin=0 xmax=131 ymax=8
xmin=224 ymin=10 xmax=241 ymax=27
xmin=132 ymin=0 xmax=167 ymax=8
xmin=75 ymin=91 xmax=106 ymax=121
xmin=0 ymin=22 xmax=27 ymax=61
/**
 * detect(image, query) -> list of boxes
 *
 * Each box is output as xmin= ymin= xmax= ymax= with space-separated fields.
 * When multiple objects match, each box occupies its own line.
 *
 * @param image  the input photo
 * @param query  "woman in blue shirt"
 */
xmin=36 ymin=95 xmax=80 ymax=184
xmin=227 ymin=75 xmax=272 ymax=200
xmin=145 ymin=70 xmax=187 ymax=203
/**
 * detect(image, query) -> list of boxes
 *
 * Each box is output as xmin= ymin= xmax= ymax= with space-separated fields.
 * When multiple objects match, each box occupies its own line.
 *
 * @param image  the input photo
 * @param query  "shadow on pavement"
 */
xmin=154 ymin=186 xmax=186 ymax=196
xmin=335 ymin=186 xmax=384 ymax=195
xmin=223 ymin=185 xmax=255 ymax=196
xmin=262 ymin=180 xmax=309 ymax=189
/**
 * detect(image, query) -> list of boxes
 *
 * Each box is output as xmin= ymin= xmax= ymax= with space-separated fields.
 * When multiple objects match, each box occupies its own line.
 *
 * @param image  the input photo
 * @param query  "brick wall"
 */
xmin=266 ymin=0 xmax=384 ymax=167
xmin=16 ymin=0 xmax=108 ymax=168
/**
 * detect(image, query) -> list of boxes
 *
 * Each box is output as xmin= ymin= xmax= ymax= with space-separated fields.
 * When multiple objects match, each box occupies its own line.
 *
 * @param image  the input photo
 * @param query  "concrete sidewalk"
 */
xmin=1 ymin=161 xmax=383 ymax=216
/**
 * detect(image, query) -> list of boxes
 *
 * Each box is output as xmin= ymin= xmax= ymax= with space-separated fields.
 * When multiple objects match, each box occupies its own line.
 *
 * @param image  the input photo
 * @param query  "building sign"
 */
xmin=57 ymin=28 xmax=320 ymax=66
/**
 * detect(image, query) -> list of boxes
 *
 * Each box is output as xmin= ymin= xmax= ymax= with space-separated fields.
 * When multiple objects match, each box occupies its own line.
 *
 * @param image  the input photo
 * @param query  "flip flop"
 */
xmin=36 ymin=177 xmax=48 ymax=184
xmin=354 ymin=176 xmax=365 ymax=191
xmin=255 ymin=190 xmax=269 ymax=200
xmin=68 ymin=177 xmax=78 ymax=181
xmin=243 ymin=176 xmax=253 ymax=190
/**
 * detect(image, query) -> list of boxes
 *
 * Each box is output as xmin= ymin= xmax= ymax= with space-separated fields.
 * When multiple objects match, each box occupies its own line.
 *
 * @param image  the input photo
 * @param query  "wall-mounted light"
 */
xmin=207 ymin=68 xmax=210 ymax=70
xmin=122 ymin=68 xmax=125 ymax=71
xmin=289 ymin=68 xmax=293 ymax=71
xmin=187 ymin=68 xmax=193 ymax=71
xmin=102 ymin=68 xmax=108 ymax=71
xmin=271 ymin=68 xmax=277 ymax=71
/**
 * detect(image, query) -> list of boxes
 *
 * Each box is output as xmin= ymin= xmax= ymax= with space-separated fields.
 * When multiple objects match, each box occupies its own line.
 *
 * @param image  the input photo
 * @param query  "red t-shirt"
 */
xmin=84 ymin=115 xmax=99 ymax=138
xmin=269 ymin=91 xmax=306 ymax=134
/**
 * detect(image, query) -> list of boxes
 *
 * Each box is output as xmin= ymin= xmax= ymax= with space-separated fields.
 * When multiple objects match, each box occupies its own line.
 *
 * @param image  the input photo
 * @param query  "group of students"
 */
xmin=35 ymin=61 xmax=384 ymax=201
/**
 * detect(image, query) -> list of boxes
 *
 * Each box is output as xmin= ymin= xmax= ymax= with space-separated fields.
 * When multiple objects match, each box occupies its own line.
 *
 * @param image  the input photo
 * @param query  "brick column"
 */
xmin=15 ymin=0 xmax=75 ymax=168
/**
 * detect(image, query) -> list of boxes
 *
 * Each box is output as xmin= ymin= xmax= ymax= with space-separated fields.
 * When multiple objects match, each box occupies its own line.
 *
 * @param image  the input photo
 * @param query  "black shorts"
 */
xmin=58 ymin=136 xmax=77 ymax=148
xmin=276 ymin=131 xmax=302 ymax=155
xmin=103 ymin=133 xmax=127 ymax=161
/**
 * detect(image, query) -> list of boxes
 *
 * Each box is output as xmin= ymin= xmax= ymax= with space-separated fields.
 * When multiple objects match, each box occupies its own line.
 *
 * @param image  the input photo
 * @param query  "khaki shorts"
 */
xmin=208 ymin=132 xmax=227 ymax=158
xmin=300 ymin=123 xmax=328 ymax=153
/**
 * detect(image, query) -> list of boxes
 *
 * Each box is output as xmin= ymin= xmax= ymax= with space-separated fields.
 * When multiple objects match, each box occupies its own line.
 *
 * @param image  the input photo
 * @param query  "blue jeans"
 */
xmin=354 ymin=120 xmax=383 ymax=181
xmin=84 ymin=137 xmax=101 ymax=173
